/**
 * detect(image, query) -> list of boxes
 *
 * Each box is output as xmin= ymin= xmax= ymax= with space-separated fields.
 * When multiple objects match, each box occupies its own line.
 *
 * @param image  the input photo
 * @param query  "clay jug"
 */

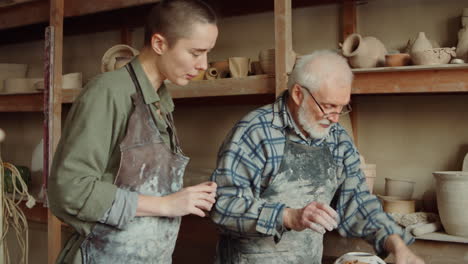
xmin=410 ymin=32 xmax=432 ymax=54
xmin=456 ymin=26 xmax=468 ymax=61
xmin=341 ymin=33 xmax=387 ymax=68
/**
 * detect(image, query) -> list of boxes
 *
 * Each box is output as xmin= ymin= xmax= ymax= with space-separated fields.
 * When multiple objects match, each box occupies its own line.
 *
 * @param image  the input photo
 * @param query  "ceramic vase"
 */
xmin=228 ymin=57 xmax=250 ymax=78
xmin=456 ymin=26 xmax=468 ymax=61
xmin=410 ymin=32 xmax=432 ymax=54
xmin=341 ymin=33 xmax=387 ymax=68
xmin=433 ymin=171 xmax=468 ymax=238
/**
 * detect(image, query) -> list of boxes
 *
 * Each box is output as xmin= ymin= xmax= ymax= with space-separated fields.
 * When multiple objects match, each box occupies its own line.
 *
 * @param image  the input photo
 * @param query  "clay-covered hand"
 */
xmin=137 ymin=181 xmax=217 ymax=218
xmin=283 ymin=201 xmax=339 ymax=234
xmin=385 ymin=234 xmax=425 ymax=264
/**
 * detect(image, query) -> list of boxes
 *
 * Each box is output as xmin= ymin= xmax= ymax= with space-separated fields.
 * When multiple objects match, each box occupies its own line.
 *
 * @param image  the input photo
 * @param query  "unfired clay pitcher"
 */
xmin=341 ymin=33 xmax=387 ymax=68
xmin=456 ymin=26 xmax=468 ymax=61
xmin=410 ymin=32 xmax=432 ymax=54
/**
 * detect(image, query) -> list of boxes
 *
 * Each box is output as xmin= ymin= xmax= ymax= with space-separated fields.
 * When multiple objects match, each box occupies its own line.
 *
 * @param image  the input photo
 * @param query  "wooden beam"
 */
xmin=0 ymin=0 xmax=160 ymax=30
xmin=274 ymin=0 xmax=294 ymax=97
xmin=352 ymin=68 xmax=468 ymax=94
xmin=167 ymin=75 xmax=274 ymax=98
xmin=342 ymin=0 xmax=356 ymax=41
xmin=47 ymin=0 xmax=64 ymax=262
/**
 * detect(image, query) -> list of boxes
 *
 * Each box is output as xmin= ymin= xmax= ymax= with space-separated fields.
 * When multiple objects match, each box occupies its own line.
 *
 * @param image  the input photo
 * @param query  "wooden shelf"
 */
xmin=352 ymin=65 xmax=468 ymax=94
xmin=0 ymin=88 xmax=82 ymax=112
xmin=167 ymin=74 xmax=275 ymax=98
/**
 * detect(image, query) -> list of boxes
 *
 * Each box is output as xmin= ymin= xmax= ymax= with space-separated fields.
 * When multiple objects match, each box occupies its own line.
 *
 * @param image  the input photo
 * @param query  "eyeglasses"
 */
xmin=299 ymin=85 xmax=352 ymax=118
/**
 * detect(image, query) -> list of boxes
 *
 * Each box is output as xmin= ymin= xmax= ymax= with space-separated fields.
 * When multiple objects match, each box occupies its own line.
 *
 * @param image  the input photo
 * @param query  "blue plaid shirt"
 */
xmin=210 ymin=92 xmax=414 ymax=255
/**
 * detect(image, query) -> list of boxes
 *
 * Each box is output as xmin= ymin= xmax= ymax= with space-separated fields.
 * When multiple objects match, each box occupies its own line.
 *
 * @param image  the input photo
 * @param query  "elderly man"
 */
xmin=210 ymin=50 xmax=424 ymax=264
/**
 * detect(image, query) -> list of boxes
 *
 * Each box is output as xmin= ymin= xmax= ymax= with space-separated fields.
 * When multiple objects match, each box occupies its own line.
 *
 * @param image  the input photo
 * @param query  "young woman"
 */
xmin=48 ymin=1 xmax=218 ymax=263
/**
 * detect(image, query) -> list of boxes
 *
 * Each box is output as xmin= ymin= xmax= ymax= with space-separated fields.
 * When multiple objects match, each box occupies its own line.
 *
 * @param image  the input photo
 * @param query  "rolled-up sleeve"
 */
xmin=335 ymin=141 xmax=414 ymax=256
xmin=211 ymin=140 xmax=286 ymax=239
xmin=48 ymin=78 xmax=130 ymax=225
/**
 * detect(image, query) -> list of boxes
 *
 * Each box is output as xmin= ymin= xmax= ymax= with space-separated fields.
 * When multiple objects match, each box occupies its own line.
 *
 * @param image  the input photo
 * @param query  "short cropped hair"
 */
xmin=144 ymin=0 xmax=217 ymax=47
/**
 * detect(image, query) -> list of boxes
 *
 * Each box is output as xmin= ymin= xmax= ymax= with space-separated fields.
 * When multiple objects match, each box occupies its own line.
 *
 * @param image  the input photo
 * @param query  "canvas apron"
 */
xmin=217 ymin=133 xmax=344 ymax=264
xmin=80 ymin=64 xmax=189 ymax=263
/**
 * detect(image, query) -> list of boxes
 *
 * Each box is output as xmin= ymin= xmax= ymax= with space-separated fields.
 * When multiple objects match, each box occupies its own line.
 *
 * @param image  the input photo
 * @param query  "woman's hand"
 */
xmin=136 ymin=181 xmax=217 ymax=217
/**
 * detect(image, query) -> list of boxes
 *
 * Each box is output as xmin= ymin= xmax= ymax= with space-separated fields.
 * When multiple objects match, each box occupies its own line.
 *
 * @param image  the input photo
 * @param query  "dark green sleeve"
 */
xmin=48 ymin=77 xmax=129 ymax=223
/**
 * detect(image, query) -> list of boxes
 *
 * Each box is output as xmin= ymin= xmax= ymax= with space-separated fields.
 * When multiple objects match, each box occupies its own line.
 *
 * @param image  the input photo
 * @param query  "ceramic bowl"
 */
xmin=411 ymin=47 xmax=456 ymax=65
xmin=385 ymin=177 xmax=415 ymax=199
xmin=378 ymin=195 xmax=415 ymax=214
xmin=385 ymin=53 xmax=411 ymax=67
xmin=334 ymin=252 xmax=386 ymax=264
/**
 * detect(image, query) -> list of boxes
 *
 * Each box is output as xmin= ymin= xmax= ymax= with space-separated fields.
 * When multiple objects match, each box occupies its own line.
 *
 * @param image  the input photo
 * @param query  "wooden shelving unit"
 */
xmin=1 ymin=0 xmax=468 ymax=263
xmin=0 ymin=88 xmax=82 ymax=112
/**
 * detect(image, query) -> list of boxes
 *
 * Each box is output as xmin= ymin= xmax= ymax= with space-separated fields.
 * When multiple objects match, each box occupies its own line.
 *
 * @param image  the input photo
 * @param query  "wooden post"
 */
xmin=274 ymin=0 xmax=294 ymax=97
xmin=342 ymin=0 xmax=356 ymax=41
xmin=47 ymin=0 xmax=63 ymax=262
xmin=342 ymin=0 xmax=358 ymax=145
xmin=0 ymin=129 xmax=4 ymax=264
xmin=120 ymin=25 xmax=133 ymax=45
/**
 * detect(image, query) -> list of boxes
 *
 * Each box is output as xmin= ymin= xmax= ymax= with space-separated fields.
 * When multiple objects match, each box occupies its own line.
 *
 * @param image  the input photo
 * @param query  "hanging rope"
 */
xmin=1 ymin=157 xmax=35 ymax=264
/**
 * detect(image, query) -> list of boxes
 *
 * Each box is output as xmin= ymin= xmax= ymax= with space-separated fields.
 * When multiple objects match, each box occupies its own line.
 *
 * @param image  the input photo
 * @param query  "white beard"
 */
xmin=297 ymin=101 xmax=331 ymax=139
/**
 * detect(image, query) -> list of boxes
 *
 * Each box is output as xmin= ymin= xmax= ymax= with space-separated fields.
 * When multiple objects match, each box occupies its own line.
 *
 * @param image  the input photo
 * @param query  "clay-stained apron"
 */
xmin=217 ymin=135 xmax=344 ymax=264
xmin=80 ymin=64 xmax=189 ymax=264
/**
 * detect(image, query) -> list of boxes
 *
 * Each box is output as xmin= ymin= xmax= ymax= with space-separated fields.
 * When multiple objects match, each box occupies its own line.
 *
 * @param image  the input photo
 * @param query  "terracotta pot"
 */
xmin=411 ymin=47 xmax=456 ymax=65
xmin=433 ymin=171 xmax=468 ymax=237
xmin=385 ymin=177 xmax=415 ymax=199
xmin=341 ymin=33 xmax=387 ymax=68
xmin=385 ymin=53 xmax=411 ymax=67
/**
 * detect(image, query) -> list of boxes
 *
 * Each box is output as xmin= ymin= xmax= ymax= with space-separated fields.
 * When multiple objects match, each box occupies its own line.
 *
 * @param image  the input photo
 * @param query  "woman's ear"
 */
xmin=151 ymin=33 xmax=168 ymax=55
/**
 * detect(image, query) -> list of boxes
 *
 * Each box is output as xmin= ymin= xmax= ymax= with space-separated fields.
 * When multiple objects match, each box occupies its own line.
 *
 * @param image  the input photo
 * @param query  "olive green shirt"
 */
xmin=48 ymin=58 xmax=174 ymax=263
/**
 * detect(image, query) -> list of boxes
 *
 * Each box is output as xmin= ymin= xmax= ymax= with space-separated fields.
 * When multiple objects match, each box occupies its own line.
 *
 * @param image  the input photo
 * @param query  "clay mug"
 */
xmin=229 ymin=57 xmax=250 ymax=78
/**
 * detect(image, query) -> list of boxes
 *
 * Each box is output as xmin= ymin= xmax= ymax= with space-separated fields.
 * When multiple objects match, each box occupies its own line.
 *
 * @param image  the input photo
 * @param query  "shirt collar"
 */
xmin=130 ymin=58 xmax=174 ymax=113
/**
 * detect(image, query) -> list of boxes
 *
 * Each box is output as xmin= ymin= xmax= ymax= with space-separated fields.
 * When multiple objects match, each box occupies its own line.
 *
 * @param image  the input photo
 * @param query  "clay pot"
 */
xmin=250 ymin=61 xmax=264 ymax=75
xmin=456 ymin=26 xmax=468 ymax=61
xmin=410 ymin=32 xmax=433 ymax=54
xmin=259 ymin=48 xmax=275 ymax=75
xmin=0 ymin=63 xmax=28 ymax=92
xmin=385 ymin=53 xmax=411 ymax=67
xmin=361 ymin=164 xmax=376 ymax=194
xmin=433 ymin=171 xmax=468 ymax=237
xmin=378 ymin=195 xmax=416 ymax=214
xmin=334 ymin=252 xmax=385 ymax=264
xmin=385 ymin=177 xmax=415 ymax=199
xmin=101 ymin=44 xmax=139 ymax=73
xmin=411 ymin=47 xmax=456 ymax=65
xmin=3 ymin=77 xmax=42 ymax=94
xmin=341 ymin=33 xmax=387 ymax=68
xmin=210 ymin=60 xmax=229 ymax=78
xmin=191 ymin=70 xmax=205 ymax=81
xmin=204 ymin=67 xmax=218 ymax=80
xmin=228 ymin=57 xmax=250 ymax=78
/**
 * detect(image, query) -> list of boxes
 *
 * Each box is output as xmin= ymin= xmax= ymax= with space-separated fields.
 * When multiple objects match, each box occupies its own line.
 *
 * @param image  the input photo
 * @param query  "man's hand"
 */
xmin=283 ymin=201 xmax=338 ymax=234
xmin=385 ymin=234 xmax=425 ymax=264
xmin=137 ymin=181 xmax=217 ymax=217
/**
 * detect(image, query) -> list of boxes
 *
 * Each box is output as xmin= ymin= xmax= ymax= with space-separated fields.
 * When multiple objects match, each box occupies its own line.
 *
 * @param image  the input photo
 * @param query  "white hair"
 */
xmin=287 ymin=50 xmax=353 ymax=93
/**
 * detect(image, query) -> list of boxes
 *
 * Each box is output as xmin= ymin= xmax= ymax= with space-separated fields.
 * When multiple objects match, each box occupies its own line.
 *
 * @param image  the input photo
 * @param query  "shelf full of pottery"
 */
xmin=166 ymin=48 xmax=276 ymax=98
xmin=377 ymin=153 xmax=468 ymax=245
xmin=341 ymin=8 xmax=468 ymax=72
xmin=0 ymin=63 xmax=83 ymax=95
